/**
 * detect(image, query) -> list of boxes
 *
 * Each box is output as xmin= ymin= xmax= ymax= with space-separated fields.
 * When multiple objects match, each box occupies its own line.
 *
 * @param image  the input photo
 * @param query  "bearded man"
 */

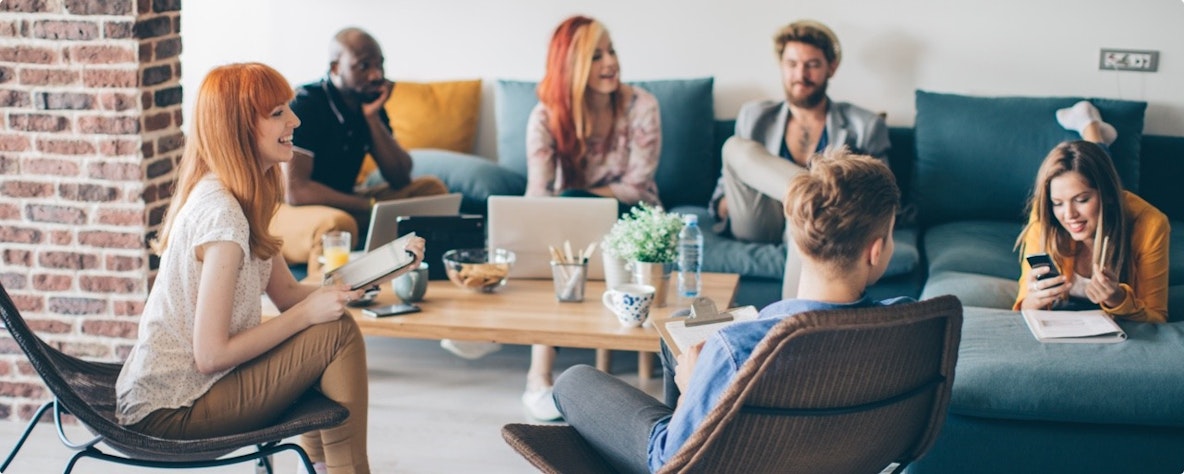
xmin=709 ymin=20 xmax=890 ymax=299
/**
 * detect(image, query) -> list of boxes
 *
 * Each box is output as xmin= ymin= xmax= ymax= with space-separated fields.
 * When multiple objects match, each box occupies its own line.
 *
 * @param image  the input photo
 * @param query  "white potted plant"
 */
xmin=601 ymin=203 xmax=683 ymax=307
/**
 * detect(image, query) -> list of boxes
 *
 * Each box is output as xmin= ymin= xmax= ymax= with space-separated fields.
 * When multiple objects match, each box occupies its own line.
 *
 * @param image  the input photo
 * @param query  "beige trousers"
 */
xmin=271 ymin=176 xmax=449 ymax=277
xmin=718 ymin=137 xmax=807 ymax=299
xmin=131 ymin=317 xmax=371 ymax=473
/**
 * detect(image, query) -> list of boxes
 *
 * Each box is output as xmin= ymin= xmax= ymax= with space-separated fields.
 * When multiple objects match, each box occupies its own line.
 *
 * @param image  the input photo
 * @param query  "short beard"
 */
xmin=787 ymin=81 xmax=829 ymax=109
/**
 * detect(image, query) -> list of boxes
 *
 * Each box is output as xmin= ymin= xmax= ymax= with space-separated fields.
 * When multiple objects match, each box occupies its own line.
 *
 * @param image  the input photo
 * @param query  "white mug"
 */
xmin=602 ymin=284 xmax=656 ymax=328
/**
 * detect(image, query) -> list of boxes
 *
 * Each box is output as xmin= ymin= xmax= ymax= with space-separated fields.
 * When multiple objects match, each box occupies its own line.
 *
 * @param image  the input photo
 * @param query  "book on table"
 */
xmin=323 ymin=232 xmax=417 ymax=291
xmin=1020 ymin=308 xmax=1127 ymax=343
xmin=654 ymin=304 xmax=760 ymax=357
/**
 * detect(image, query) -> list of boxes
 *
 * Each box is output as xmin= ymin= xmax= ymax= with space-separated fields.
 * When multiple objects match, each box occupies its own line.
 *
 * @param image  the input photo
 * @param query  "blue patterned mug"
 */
xmin=602 ymin=284 xmax=656 ymax=328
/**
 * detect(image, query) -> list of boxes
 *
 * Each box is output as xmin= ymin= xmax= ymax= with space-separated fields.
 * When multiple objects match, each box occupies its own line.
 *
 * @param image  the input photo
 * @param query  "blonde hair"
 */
xmin=156 ymin=63 xmax=292 ymax=259
xmin=773 ymin=20 xmax=841 ymax=65
xmin=784 ymin=148 xmax=899 ymax=272
xmin=1016 ymin=140 xmax=1129 ymax=279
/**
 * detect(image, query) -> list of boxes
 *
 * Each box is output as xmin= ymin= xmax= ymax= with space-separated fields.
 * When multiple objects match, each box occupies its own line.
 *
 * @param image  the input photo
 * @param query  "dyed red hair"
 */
xmin=156 ymin=62 xmax=292 ymax=260
xmin=537 ymin=15 xmax=623 ymax=188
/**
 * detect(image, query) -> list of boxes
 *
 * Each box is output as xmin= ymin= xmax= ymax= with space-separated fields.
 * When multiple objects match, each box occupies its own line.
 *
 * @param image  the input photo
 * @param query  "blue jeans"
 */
xmin=553 ymin=365 xmax=672 ymax=474
xmin=660 ymin=339 xmax=680 ymax=407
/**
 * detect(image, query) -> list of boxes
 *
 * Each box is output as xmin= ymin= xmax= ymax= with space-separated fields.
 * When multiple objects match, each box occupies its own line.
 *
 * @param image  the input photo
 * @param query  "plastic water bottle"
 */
xmin=677 ymin=214 xmax=703 ymax=298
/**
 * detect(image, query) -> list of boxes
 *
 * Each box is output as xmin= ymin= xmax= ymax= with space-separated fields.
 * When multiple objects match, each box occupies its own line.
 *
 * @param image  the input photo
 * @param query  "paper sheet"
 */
xmin=660 ymin=306 xmax=759 ymax=355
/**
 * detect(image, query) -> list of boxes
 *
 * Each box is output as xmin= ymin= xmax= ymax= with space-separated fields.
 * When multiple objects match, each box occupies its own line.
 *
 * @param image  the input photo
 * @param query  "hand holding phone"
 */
xmin=362 ymin=303 xmax=421 ymax=318
xmin=1025 ymin=253 xmax=1062 ymax=282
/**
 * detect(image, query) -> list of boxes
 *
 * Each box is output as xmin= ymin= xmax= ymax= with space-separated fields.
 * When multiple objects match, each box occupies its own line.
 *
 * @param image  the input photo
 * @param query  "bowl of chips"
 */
xmin=441 ymin=248 xmax=515 ymax=293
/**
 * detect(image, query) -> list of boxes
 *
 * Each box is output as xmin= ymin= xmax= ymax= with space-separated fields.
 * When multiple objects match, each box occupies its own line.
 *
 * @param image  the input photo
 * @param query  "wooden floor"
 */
xmin=0 ymin=337 xmax=662 ymax=473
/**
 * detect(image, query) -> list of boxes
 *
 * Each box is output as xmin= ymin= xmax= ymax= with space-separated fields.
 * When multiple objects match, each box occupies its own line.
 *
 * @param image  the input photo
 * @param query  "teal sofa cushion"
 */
xmin=1172 ymin=222 xmax=1184 ymax=286
xmin=913 ymin=91 xmax=1147 ymax=226
xmin=1171 ymin=221 xmax=1184 ymax=322
xmin=409 ymin=149 xmax=526 ymax=214
xmin=494 ymin=78 xmax=717 ymax=208
xmin=493 ymin=80 xmax=538 ymax=177
xmin=920 ymin=272 xmax=1018 ymax=309
xmin=906 ymin=414 xmax=1184 ymax=474
xmin=924 ymin=221 xmax=1023 ymax=280
xmin=1139 ymin=135 xmax=1184 ymax=221
xmin=951 ymin=308 xmax=1184 ymax=427
xmin=920 ymin=221 xmax=1023 ymax=309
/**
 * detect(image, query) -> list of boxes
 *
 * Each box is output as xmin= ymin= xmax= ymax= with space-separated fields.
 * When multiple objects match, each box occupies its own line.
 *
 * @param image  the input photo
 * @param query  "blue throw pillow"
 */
xmin=494 ymin=78 xmax=717 ymax=208
xmin=913 ymin=90 xmax=1146 ymax=226
xmin=493 ymin=80 xmax=539 ymax=178
xmin=409 ymin=149 xmax=526 ymax=215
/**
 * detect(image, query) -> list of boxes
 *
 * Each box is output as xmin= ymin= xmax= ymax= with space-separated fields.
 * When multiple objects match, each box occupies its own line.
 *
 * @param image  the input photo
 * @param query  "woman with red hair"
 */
xmin=524 ymin=15 xmax=662 ymax=421
xmin=115 ymin=63 xmax=424 ymax=474
xmin=526 ymin=15 xmax=662 ymax=209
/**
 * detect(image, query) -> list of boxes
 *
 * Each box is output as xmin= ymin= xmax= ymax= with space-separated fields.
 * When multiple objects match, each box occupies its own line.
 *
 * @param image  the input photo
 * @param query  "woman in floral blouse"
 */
xmin=526 ymin=15 xmax=662 ymax=420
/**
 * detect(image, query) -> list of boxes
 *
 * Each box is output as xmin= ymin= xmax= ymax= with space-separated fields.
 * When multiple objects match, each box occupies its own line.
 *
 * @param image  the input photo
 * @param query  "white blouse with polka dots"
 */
xmin=115 ymin=176 xmax=272 ymax=425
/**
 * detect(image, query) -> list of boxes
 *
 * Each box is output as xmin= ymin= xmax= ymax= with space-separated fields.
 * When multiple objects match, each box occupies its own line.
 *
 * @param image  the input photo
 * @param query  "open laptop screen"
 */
xmin=364 ymin=193 xmax=463 ymax=252
xmin=486 ymin=196 xmax=617 ymax=280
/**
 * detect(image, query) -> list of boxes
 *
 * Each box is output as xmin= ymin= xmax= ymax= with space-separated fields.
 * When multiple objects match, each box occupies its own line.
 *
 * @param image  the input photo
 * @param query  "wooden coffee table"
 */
xmin=297 ymin=272 xmax=739 ymax=379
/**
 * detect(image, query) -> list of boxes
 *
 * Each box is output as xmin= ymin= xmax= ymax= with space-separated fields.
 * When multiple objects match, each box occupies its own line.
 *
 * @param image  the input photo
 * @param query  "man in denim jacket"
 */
xmin=552 ymin=149 xmax=907 ymax=473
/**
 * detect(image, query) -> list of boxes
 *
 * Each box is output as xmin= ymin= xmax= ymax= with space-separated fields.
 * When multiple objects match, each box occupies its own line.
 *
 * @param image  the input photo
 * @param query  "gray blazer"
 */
xmin=710 ymin=98 xmax=891 ymax=214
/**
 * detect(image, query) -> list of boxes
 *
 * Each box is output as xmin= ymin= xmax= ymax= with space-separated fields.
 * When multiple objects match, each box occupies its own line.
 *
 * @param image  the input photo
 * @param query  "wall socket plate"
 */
xmin=1099 ymin=49 xmax=1159 ymax=72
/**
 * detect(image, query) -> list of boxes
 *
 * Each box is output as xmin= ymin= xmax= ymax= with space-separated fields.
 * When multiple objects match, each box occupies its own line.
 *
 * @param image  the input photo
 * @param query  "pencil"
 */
xmin=1098 ymin=236 xmax=1109 ymax=272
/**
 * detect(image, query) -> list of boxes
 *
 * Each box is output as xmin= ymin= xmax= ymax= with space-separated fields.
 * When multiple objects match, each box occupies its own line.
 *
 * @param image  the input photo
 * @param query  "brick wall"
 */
xmin=0 ymin=0 xmax=181 ymax=421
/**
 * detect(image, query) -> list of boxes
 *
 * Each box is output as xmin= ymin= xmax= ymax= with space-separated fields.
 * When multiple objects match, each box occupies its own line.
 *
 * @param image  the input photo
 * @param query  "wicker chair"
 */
xmin=0 ymin=284 xmax=349 ymax=473
xmin=503 ymin=295 xmax=963 ymax=474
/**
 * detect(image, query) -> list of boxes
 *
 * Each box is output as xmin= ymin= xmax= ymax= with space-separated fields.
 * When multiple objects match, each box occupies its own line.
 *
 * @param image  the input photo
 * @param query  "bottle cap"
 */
xmin=682 ymin=214 xmax=698 ymax=224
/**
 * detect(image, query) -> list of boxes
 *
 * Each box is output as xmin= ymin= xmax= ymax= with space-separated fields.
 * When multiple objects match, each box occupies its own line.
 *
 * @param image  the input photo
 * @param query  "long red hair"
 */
xmin=537 ymin=15 xmax=624 ymax=188
xmin=156 ymin=63 xmax=291 ymax=260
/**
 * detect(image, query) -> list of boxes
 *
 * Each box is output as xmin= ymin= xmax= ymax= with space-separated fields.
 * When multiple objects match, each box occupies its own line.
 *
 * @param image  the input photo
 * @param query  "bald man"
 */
xmin=271 ymin=27 xmax=447 ymax=277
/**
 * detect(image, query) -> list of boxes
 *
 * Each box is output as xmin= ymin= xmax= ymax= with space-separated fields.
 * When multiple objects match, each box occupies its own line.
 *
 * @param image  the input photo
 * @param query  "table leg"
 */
xmin=638 ymin=351 xmax=654 ymax=380
xmin=595 ymin=349 xmax=611 ymax=373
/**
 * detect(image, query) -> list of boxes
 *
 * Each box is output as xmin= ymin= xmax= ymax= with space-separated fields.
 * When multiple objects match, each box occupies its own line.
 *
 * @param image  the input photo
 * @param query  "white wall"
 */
xmin=182 ymin=0 xmax=1184 ymax=161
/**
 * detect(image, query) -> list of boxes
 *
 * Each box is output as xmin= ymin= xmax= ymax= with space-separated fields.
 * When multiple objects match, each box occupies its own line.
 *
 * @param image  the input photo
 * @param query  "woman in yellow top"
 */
xmin=1014 ymin=101 xmax=1170 ymax=322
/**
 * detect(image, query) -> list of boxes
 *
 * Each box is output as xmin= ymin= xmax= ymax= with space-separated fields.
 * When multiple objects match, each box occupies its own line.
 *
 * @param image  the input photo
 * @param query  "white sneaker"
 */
xmin=295 ymin=461 xmax=327 ymax=474
xmin=522 ymin=387 xmax=563 ymax=421
xmin=439 ymin=339 xmax=502 ymax=360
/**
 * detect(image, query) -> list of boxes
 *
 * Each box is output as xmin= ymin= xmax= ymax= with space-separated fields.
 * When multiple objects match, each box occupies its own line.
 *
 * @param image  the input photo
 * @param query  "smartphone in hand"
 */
xmin=1025 ymin=253 xmax=1062 ymax=283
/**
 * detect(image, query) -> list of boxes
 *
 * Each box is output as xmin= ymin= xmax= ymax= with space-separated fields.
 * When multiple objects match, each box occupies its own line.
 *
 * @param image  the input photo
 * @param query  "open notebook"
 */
xmin=1020 ymin=309 xmax=1127 ymax=343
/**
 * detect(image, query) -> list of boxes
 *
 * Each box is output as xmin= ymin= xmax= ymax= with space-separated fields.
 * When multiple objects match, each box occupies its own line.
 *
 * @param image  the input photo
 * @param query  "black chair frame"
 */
xmin=0 ymin=398 xmax=311 ymax=473
xmin=0 ymin=284 xmax=347 ymax=473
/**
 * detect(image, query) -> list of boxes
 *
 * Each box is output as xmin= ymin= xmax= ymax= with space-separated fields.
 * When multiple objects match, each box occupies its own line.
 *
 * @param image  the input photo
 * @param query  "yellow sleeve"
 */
xmin=1013 ymin=210 xmax=1042 ymax=311
xmin=1103 ymin=212 xmax=1170 ymax=323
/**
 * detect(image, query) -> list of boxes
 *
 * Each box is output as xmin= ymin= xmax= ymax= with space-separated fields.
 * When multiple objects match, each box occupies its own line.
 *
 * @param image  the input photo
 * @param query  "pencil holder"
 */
xmin=550 ymin=261 xmax=588 ymax=302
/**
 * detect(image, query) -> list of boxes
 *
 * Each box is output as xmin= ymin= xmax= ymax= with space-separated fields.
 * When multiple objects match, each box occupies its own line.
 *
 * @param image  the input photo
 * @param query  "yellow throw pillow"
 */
xmin=357 ymin=79 xmax=482 ymax=185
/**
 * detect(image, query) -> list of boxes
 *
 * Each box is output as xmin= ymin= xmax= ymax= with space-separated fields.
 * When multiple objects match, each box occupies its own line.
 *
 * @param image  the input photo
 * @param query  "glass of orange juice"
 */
xmin=322 ymin=230 xmax=352 ymax=272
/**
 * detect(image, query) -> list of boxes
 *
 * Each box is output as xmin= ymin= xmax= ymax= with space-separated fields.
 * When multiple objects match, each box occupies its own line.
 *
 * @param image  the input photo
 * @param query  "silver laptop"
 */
xmin=363 ymin=193 xmax=463 ymax=252
xmin=487 ymin=196 xmax=617 ymax=280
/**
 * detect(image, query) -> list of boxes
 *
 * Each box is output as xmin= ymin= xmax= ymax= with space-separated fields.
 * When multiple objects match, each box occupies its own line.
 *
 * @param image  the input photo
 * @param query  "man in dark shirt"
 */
xmin=271 ymin=27 xmax=447 ymax=276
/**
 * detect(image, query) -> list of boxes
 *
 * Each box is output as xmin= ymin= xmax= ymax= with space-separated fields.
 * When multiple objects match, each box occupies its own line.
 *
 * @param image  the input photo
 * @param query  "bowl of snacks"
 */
xmin=441 ymin=248 xmax=515 ymax=293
